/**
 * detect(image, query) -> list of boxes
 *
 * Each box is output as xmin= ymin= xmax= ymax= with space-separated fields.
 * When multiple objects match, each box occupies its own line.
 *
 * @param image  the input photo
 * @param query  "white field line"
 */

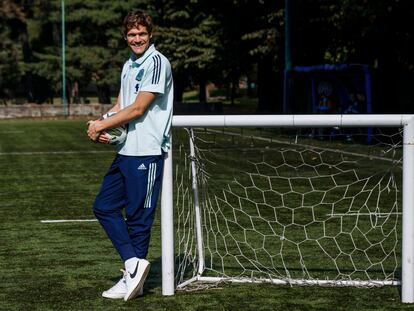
xmin=205 ymin=129 xmax=401 ymax=164
xmin=41 ymin=219 xmax=98 ymax=223
xmin=0 ymin=150 xmax=115 ymax=156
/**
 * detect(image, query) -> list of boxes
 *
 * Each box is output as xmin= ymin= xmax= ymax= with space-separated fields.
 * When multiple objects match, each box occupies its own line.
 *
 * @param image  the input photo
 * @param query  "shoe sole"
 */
xmin=102 ymin=286 xmax=143 ymax=299
xmin=102 ymin=292 xmax=125 ymax=299
xmin=124 ymin=262 xmax=150 ymax=301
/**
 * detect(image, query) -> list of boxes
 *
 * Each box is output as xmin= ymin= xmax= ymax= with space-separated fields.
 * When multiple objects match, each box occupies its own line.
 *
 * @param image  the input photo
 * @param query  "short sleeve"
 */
xmin=140 ymin=54 xmax=168 ymax=94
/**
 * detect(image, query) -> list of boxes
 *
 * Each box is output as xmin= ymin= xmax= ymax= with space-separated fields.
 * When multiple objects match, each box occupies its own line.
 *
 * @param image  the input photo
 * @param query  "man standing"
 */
xmin=87 ymin=10 xmax=173 ymax=301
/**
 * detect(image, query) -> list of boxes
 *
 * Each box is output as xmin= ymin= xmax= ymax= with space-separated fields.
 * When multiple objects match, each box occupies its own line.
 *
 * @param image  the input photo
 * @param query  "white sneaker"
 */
xmin=124 ymin=259 xmax=150 ymax=301
xmin=102 ymin=270 xmax=143 ymax=299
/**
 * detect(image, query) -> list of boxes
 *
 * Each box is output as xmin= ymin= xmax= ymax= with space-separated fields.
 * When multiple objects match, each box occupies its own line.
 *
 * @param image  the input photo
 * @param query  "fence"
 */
xmin=0 ymin=103 xmax=112 ymax=119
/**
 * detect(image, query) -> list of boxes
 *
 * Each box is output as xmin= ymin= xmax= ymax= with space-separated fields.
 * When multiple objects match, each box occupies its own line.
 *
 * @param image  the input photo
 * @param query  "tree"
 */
xmin=63 ymin=1 xmax=134 ymax=104
xmin=27 ymin=0 xmax=148 ymax=104
xmin=150 ymin=0 xmax=220 ymax=103
xmin=239 ymin=1 xmax=284 ymax=112
xmin=0 ymin=1 xmax=25 ymax=103
xmin=210 ymin=0 xmax=256 ymax=105
xmin=2 ymin=0 xmax=413 ymax=113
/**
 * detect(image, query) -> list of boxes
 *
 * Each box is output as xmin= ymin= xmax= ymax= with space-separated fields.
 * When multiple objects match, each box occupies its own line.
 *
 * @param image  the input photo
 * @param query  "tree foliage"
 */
xmin=0 ymin=1 xmax=25 ymax=102
xmin=0 ymin=0 xmax=413 ymax=112
xmin=148 ymin=0 xmax=221 ymax=102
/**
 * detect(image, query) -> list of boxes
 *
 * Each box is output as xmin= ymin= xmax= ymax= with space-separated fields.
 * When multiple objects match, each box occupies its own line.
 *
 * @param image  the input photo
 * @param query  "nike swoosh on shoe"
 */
xmin=130 ymin=262 xmax=139 ymax=279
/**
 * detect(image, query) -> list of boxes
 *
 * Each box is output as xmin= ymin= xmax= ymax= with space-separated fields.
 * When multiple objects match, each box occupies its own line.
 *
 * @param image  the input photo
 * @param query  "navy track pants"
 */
xmin=93 ymin=153 xmax=164 ymax=261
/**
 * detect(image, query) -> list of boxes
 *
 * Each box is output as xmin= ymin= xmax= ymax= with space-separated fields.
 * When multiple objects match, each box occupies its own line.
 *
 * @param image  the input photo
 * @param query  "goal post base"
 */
xmin=178 ymin=276 xmax=400 ymax=288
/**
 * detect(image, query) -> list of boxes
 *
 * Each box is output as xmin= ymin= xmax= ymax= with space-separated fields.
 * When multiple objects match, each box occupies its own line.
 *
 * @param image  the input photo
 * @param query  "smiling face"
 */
xmin=126 ymin=25 xmax=152 ymax=57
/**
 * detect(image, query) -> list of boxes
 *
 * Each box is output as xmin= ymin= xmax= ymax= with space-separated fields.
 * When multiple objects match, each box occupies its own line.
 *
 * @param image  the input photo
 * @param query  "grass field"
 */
xmin=0 ymin=119 xmax=412 ymax=310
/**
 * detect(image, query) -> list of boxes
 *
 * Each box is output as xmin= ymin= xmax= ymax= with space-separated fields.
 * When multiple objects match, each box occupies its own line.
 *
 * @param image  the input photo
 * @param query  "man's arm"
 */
xmin=87 ymin=91 xmax=156 ymax=142
xmin=107 ymin=96 xmax=121 ymax=114
xmin=86 ymin=93 xmax=120 ymax=143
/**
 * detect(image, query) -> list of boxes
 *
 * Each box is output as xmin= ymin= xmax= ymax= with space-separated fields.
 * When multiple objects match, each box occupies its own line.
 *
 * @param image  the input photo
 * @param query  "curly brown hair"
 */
xmin=122 ymin=10 xmax=153 ymax=37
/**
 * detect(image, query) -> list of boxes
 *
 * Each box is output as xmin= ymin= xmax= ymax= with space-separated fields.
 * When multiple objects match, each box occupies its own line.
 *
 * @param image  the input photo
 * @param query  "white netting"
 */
xmin=174 ymin=127 xmax=402 ymax=289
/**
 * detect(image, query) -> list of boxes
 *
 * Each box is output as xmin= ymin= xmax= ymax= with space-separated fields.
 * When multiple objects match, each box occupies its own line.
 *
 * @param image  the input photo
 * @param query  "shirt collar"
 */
xmin=130 ymin=44 xmax=156 ymax=68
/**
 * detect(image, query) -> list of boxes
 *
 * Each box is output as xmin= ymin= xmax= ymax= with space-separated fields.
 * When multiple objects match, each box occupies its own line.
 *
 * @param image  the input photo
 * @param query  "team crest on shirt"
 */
xmin=136 ymin=69 xmax=144 ymax=81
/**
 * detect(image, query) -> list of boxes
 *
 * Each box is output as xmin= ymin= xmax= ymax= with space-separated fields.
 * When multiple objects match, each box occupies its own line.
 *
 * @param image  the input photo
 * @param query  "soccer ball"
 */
xmin=101 ymin=112 xmax=127 ymax=145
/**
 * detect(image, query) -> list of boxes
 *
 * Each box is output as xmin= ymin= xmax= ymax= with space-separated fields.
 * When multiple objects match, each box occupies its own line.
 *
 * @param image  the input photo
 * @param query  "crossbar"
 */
xmin=172 ymin=114 xmax=414 ymax=127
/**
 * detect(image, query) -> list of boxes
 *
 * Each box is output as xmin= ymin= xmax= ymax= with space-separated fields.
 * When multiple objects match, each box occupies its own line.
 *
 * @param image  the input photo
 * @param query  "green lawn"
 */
xmin=0 ymin=120 xmax=411 ymax=310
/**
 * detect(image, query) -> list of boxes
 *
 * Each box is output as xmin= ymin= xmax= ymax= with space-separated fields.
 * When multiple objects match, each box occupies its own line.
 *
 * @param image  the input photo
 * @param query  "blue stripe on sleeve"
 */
xmin=151 ymin=55 xmax=162 ymax=84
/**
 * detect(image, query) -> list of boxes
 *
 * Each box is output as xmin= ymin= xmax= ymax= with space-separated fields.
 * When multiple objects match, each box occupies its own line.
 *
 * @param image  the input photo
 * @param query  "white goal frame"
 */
xmin=160 ymin=114 xmax=414 ymax=303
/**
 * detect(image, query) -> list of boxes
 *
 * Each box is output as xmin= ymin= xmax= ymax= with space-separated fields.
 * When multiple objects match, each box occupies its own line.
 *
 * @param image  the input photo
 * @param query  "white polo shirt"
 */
xmin=117 ymin=44 xmax=173 ymax=156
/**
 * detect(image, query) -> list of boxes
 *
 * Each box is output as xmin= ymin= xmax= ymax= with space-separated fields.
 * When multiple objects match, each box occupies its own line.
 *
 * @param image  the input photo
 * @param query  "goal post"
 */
xmin=161 ymin=114 xmax=414 ymax=303
xmin=402 ymin=118 xmax=414 ymax=303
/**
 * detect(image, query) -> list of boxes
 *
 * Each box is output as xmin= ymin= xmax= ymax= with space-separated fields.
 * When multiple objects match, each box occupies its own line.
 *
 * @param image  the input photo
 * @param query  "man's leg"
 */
xmin=93 ymin=154 xmax=137 ymax=262
xmin=119 ymin=154 xmax=164 ymax=300
xmin=121 ymin=154 xmax=164 ymax=258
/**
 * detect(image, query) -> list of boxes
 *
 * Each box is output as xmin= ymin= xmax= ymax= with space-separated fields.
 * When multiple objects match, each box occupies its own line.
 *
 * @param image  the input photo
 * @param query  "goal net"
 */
xmin=173 ymin=126 xmax=403 ymax=289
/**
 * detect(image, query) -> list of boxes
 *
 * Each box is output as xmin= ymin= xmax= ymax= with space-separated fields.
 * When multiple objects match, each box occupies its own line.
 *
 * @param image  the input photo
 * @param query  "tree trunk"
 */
xmin=97 ymin=84 xmax=111 ymax=104
xmin=174 ymin=73 xmax=184 ymax=103
xmin=199 ymin=77 xmax=207 ymax=104
xmin=72 ymin=81 xmax=80 ymax=104
xmin=257 ymin=56 xmax=281 ymax=113
xmin=66 ymin=80 xmax=72 ymax=105
xmin=20 ymin=23 xmax=34 ymax=102
xmin=230 ymin=73 xmax=238 ymax=106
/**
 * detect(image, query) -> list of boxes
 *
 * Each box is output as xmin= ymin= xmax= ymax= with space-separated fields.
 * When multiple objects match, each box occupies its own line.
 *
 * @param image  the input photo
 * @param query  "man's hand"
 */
xmin=98 ymin=133 xmax=110 ymax=144
xmin=87 ymin=120 xmax=101 ymax=143
xmin=87 ymin=120 xmax=112 ymax=144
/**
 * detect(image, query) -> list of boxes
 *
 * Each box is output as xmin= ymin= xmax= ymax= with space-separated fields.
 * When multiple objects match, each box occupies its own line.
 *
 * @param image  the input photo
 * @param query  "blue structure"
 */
xmin=283 ymin=64 xmax=373 ymax=142
xmin=283 ymin=64 xmax=372 ymax=115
